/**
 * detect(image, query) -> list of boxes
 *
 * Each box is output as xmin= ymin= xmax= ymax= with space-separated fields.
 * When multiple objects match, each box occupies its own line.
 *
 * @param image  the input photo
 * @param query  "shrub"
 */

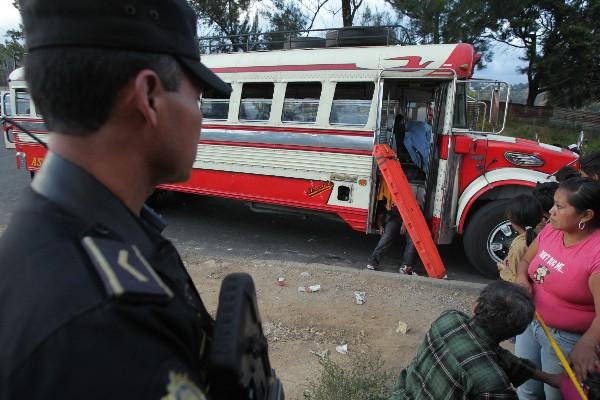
xmin=303 ymin=352 xmax=392 ymax=400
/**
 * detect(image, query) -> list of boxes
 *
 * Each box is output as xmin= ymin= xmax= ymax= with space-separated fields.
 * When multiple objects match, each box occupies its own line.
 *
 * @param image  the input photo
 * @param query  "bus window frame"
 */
xmin=239 ymin=82 xmax=275 ymax=123
xmin=282 ymin=82 xmax=322 ymax=125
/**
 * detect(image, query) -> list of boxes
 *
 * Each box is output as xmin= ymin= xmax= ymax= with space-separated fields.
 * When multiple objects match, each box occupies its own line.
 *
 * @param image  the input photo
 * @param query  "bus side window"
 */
xmin=282 ymin=82 xmax=321 ymax=124
xmin=1 ymin=92 xmax=11 ymax=116
xmin=201 ymin=86 xmax=230 ymax=120
xmin=15 ymin=89 xmax=31 ymax=116
xmin=453 ymin=83 xmax=467 ymax=129
xmin=239 ymin=83 xmax=274 ymax=122
xmin=330 ymin=82 xmax=374 ymax=126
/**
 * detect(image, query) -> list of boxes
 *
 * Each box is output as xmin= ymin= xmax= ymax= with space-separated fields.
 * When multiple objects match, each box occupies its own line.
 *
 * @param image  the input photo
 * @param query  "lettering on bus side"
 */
xmin=30 ymin=156 xmax=44 ymax=168
xmin=306 ymin=181 xmax=334 ymax=197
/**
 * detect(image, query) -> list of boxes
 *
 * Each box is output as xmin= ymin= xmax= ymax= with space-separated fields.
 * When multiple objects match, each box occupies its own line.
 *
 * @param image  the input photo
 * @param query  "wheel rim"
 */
xmin=486 ymin=219 xmax=517 ymax=263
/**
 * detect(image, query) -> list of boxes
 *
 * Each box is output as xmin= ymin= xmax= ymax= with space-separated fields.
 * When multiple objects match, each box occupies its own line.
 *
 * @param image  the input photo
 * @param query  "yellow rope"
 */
xmin=535 ymin=312 xmax=588 ymax=400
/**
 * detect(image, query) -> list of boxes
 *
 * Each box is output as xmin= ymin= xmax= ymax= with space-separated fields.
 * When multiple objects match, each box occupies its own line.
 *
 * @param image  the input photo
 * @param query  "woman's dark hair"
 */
xmin=555 ymin=166 xmax=580 ymax=182
xmin=559 ymin=177 xmax=600 ymax=227
xmin=472 ymin=281 xmax=534 ymax=342
xmin=507 ymin=194 xmax=544 ymax=245
xmin=532 ymin=182 xmax=559 ymax=214
xmin=580 ymin=151 xmax=600 ymax=179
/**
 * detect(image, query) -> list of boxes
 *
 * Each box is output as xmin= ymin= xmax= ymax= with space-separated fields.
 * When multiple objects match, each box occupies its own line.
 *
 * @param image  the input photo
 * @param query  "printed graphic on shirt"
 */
xmin=537 ymin=249 xmax=566 ymax=274
xmin=533 ymin=265 xmax=551 ymax=284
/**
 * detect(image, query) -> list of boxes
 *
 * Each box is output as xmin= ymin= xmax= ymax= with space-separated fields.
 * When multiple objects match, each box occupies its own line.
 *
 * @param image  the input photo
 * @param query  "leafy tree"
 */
xmin=489 ymin=0 xmax=599 ymax=107
xmin=385 ymin=0 xmax=500 ymax=66
xmin=1 ymin=27 xmax=25 ymax=87
xmin=358 ymin=5 xmax=414 ymax=44
xmin=188 ymin=0 xmax=263 ymax=52
xmin=260 ymin=0 xmax=309 ymax=49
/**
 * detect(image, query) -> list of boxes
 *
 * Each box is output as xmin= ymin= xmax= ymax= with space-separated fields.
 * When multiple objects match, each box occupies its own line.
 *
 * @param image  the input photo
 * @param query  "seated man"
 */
xmin=392 ymin=281 xmax=560 ymax=399
xmin=403 ymin=120 xmax=432 ymax=176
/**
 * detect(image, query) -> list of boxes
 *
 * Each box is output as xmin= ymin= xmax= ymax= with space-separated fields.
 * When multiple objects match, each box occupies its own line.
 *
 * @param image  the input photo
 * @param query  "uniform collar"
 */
xmin=31 ymin=152 xmax=166 ymax=257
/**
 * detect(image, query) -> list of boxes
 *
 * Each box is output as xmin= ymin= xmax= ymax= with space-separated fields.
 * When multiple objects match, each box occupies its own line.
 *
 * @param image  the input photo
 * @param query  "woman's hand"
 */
xmin=497 ymin=259 xmax=508 ymax=272
xmin=568 ymin=338 xmax=599 ymax=381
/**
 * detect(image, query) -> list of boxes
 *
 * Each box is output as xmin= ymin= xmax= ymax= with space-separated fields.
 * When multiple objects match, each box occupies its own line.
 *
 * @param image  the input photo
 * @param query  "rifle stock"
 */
xmin=208 ymin=273 xmax=284 ymax=400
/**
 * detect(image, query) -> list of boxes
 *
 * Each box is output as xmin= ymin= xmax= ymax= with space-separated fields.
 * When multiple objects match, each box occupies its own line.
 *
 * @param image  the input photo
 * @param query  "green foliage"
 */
xmin=303 ymin=352 xmax=393 ymax=400
xmin=490 ymin=0 xmax=599 ymax=107
xmin=189 ymin=0 xmax=264 ymax=52
xmin=0 ymin=25 xmax=25 ymax=86
xmin=262 ymin=0 xmax=308 ymax=32
xmin=502 ymin=119 xmax=600 ymax=153
xmin=385 ymin=0 xmax=499 ymax=65
xmin=259 ymin=0 xmax=309 ymax=49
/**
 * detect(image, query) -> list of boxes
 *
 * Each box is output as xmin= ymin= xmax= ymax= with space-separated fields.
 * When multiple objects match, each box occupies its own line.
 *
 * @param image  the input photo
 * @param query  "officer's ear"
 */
xmin=132 ymin=69 xmax=164 ymax=128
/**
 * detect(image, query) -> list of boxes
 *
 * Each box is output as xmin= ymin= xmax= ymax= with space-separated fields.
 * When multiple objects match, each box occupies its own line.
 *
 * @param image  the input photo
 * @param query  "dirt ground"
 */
xmin=181 ymin=250 xmax=481 ymax=399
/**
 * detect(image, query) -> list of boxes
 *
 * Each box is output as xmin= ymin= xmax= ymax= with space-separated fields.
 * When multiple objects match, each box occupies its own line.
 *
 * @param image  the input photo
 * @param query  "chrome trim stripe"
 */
xmin=16 ymin=132 xmax=49 ymax=144
xmin=200 ymin=128 xmax=374 ymax=151
xmin=12 ymin=120 xmax=47 ymax=132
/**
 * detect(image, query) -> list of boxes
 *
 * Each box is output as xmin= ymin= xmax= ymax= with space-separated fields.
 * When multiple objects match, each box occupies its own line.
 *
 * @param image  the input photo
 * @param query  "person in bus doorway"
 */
xmin=403 ymin=119 xmax=432 ymax=176
xmin=0 ymin=0 xmax=234 ymax=399
xmin=366 ymin=178 xmax=418 ymax=275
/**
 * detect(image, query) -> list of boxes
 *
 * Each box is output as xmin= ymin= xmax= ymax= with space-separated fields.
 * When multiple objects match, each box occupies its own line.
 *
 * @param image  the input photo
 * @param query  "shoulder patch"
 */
xmin=161 ymin=371 xmax=206 ymax=400
xmin=81 ymin=236 xmax=173 ymax=300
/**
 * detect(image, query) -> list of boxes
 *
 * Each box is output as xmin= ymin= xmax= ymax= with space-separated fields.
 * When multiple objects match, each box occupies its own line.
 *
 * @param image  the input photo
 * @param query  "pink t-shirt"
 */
xmin=560 ymin=374 xmax=581 ymax=399
xmin=528 ymin=224 xmax=600 ymax=333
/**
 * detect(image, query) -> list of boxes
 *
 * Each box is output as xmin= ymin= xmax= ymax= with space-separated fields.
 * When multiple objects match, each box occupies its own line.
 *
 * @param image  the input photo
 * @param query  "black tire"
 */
xmin=325 ymin=26 xmax=396 ymax=47
xmin=283 ymin=37 xmax=326 ymax=49
xmin=463 ymin=200 xmax=517 ymax=278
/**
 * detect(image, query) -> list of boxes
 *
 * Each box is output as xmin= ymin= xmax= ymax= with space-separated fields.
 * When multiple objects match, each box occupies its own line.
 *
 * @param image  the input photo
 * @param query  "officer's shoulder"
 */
xmin=80 ymin=235 xmax=173 ymax=301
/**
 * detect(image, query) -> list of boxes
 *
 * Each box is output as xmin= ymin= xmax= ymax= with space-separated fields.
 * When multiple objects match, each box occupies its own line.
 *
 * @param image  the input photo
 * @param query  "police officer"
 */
xmin=0 ymin=0 xmax=231 ymax=398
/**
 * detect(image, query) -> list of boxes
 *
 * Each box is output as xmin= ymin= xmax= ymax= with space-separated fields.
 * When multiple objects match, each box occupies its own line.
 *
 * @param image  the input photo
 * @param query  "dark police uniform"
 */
xmin=0 ymin=0 xmax=232 ymax=397
xmin=0 ymin=154 xmax=213 ymax=398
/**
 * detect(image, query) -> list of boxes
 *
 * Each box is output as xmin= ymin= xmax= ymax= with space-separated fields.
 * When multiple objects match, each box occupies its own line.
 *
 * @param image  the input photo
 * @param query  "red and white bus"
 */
xmin=5 ymin=37 xmax=578 ymax=277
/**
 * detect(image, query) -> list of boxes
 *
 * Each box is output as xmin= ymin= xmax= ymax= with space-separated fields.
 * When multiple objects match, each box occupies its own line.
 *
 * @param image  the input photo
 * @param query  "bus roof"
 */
xmin=202 ymin=43 xmax=478 ymax=80
xmin=8 ymin=43 xmax=478 ymax=86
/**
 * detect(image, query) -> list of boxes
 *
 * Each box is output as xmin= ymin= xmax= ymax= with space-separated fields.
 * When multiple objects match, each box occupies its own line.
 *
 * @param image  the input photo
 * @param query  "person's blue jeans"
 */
xmin=515 ymin=319 xmax=581 ymax=399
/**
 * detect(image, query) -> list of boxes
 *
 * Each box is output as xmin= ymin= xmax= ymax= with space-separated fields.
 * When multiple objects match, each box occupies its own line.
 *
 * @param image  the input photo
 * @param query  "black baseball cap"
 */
xmin=19 ymin=0 xmax=231 ymax=95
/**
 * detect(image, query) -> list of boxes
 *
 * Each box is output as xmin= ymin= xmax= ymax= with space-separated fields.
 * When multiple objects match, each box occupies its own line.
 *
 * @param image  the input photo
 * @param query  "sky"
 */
xmin=0 ymin=0 xmax=527 ymax=84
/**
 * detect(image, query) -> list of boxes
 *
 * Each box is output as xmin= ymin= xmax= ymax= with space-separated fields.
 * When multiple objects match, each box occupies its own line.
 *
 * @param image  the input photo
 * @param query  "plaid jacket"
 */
xmin=392 ymin=310 xmax=536 ymax=399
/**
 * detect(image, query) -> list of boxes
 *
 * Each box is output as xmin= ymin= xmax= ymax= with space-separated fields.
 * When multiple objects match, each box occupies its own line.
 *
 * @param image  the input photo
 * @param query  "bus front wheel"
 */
xmin=463 ymin=200 xmax=517 ymax=279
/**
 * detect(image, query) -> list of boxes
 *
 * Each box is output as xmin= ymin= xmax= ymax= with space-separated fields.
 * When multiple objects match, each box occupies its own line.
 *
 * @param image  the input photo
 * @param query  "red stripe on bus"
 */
xmin=159 ymin=169 xmax=368 ymax=232
xmin=198 ymin=140 xmax=373 ymax=155
xmin=211 ymin=63 xmax=363 ymax=73
xmin=201 ymin=124 xmax=374 ymax=137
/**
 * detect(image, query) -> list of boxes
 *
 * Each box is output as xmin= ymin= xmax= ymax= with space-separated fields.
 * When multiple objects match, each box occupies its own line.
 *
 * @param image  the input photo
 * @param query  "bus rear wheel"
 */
xmin=463 ymin=200 xmax=517 ymax=279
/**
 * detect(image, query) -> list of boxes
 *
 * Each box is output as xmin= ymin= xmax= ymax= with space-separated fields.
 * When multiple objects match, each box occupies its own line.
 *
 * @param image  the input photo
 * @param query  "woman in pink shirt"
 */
xmin=515 ymin=177 xmax=600 ymax=400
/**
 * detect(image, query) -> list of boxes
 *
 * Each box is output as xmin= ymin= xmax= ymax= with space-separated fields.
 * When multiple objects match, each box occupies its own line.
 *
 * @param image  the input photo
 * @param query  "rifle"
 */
xmin=208 ymin=273 xmax=284 ymax=400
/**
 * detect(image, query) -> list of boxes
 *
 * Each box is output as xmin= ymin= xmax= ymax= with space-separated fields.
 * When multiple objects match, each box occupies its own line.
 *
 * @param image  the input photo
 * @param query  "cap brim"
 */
xmin=178 ymin=56 xmax=232 ymax=96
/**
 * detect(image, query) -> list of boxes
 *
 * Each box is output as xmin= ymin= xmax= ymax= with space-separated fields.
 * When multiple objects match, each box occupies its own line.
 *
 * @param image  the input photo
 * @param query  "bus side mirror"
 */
xmin=569 ymin=130 xmax=585 ymax=153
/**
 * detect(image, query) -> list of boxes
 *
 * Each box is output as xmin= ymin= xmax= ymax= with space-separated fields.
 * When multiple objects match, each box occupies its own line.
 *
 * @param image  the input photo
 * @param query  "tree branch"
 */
xmin=306 ymin=0 xmax=331 ymax=31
